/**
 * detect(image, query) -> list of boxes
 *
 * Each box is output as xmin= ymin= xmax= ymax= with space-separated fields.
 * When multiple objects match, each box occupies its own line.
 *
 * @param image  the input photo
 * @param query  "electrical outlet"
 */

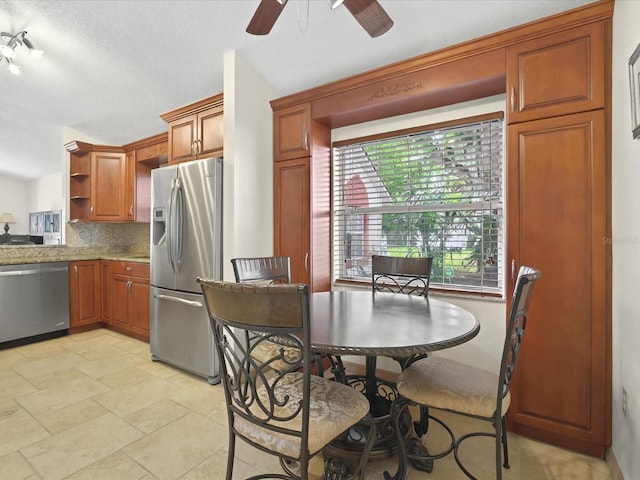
xmin=622 ymin=387 xmax=628 ymax=417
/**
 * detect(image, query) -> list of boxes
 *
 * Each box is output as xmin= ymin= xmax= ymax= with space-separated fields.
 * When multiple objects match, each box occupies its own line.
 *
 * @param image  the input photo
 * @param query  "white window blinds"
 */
xmin=333 ymin=113 xmax=504 ymax=294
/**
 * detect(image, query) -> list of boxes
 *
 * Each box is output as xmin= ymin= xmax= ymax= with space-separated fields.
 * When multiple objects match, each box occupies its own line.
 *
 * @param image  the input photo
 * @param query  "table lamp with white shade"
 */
xmin=1 ymin=212 xmax=16 ymax=235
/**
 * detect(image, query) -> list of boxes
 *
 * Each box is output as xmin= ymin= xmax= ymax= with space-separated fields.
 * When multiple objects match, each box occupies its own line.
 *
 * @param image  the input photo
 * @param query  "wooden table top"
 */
xmin=309 ymin=290 xmax=480 ymax=358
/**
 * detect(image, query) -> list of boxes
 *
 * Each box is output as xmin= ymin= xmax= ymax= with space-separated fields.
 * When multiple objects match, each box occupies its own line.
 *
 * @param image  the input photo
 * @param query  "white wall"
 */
xmin=0 ymin=175 xmax=30 ymax=234
xmin=27 ymin=172 xmax=64 ymax=212
xmin=332 ymin=95 xmax=508 ymax=374
xmin=611 ymin=1 xmax=640 ymax=477
xmin=1 ymin=128 xmax=107 ymax=241
xmin=223 ymin=50 xmax=277 ymax=281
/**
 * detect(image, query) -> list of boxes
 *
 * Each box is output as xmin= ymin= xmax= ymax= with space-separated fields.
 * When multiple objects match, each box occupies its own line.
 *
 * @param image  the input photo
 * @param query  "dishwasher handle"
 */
xmin=0 ymin=266 xmax=69 ymax=277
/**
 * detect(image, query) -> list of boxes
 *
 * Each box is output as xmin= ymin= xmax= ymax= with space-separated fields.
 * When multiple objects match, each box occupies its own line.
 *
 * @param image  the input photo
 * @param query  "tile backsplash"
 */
xmin=66 ymin=222 xmax=149 ymax=254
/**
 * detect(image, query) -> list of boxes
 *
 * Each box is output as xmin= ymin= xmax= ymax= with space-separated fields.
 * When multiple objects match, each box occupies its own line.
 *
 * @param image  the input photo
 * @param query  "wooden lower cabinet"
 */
xmin=101 ymin=260 xmax=112 ymax=322
xmin=69 ymin=259 xmax=150 ymax=341
xmin=109 ymin=261 xmax=150 ymax=341
xmin=507 ymin=110 xmax=610 ymax=457
xmin=69 ymin=260 xmax=102 ymax=331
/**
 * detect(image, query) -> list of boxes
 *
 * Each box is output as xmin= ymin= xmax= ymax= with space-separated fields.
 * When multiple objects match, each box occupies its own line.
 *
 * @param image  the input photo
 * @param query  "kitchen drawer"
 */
xmin=110 ymin=261 xmax=149 ymax=278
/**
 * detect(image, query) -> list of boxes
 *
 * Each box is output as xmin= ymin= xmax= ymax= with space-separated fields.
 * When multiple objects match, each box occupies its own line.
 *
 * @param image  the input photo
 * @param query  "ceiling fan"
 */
xmin=246 ymin=0 xmax=394 ymax=38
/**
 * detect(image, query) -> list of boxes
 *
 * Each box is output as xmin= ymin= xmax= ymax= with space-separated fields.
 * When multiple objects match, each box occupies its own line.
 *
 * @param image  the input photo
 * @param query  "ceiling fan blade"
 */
xmin=343 ymin=0 xmax=393 ymax=38
xmin=246 ymin=0 xmax=288 ymax=35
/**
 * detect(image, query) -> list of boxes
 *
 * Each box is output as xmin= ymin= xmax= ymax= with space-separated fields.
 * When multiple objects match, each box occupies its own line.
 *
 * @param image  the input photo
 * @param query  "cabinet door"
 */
xmin=168 ymin=113 xmax=198 ymax=164
xmin=506 ymin=22 xmax=606 ymax=124
xmin=507 ymin=110 xmax=609 ymax=456
xmin=69 ymin=261 xmax=101 ymax=327
xmin=125 ymin=150 xmax=135 ymax=221
xmin=101 ymin=261 xmax=112 ymax=322
xmin=274 ymin=158 xmax=310 ymax=285
xmin=129 ymin=277 xmax=150 ymax=338
xmin=90 ymin=152 xmax=127 ymax=220
xmin=198 ymin=106 xmax=224 ymax=158
xmin=110 ymin=274 xmax=131 ymax=328
xmin=274 ymin=103 xmax=311 ymax=161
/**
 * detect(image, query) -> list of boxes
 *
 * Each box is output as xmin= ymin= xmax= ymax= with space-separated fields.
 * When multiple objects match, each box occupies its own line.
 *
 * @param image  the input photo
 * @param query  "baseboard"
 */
xmin=606 ymin=449 xmax=625 ymax=480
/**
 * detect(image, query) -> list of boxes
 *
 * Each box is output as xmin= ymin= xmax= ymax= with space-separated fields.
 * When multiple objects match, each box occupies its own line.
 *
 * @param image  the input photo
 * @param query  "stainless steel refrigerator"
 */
xmin=149 ymin=157 xmax=222 ymax=384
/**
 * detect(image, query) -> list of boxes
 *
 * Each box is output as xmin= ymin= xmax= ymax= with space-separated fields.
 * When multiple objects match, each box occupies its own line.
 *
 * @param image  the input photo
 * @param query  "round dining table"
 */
xmin=306 ymin=290 xmax=480 ymax=475
xmin=309 ymin=290 xmax=480 ymax=357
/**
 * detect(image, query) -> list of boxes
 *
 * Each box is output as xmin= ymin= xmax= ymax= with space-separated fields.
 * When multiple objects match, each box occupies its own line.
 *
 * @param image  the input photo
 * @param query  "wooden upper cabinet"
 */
xmin=90 ymin=151 xmax=127 ymax=220
xmin=161 ymin=93 xmax=224 ymax=164
xmin=66 ymin=141 xmax=127 ymax=222
xmin=198 ymin=105 xmax=224 ymax=159
xmin=506 ymin=21 xmax=606 ymax=124
xmin=125 ymin=151 xmax=135 ymax=221
xmin=166 ymin=113 xmax=198 ymax=164
xmin=135 ymin=138 xmax=168 ymax=164
xmin=274 ymin=103 xmax=311 ymax=161
xmin=123 ymin=132 xmax=168 ymax=223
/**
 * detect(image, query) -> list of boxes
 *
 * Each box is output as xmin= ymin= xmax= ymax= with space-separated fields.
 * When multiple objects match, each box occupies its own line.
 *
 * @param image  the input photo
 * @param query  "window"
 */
xmin=333 ymin=112 xmax=504 ymax=295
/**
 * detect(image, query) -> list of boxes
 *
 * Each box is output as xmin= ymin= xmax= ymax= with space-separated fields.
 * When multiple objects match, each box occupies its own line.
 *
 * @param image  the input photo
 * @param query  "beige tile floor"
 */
xmin=0 ymin=329 xmax=613 ymax=480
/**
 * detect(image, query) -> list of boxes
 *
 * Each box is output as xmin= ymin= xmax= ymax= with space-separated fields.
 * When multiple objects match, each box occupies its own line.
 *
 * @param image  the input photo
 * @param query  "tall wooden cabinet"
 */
xmin=273 ymin=104 xmax=331 ymax=291
xmin=505 ymin=21 xmax=611 ymax=457
xmin=160 ymin=93 xmax=224 ymax=164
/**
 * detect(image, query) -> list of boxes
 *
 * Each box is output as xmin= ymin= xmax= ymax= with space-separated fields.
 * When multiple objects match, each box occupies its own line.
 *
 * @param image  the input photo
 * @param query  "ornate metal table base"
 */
xmin=320 ymin=375 xmax=413 ymax=479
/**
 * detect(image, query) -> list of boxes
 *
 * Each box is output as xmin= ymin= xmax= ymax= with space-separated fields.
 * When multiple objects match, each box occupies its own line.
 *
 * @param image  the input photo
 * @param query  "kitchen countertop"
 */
xmin=0 ymin=245 xmax=150 ymax=266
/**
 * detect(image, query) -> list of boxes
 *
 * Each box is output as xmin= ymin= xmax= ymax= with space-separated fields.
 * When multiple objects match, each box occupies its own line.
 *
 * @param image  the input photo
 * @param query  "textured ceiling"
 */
xmin=0 ymin=0 xmax=594 ymax=181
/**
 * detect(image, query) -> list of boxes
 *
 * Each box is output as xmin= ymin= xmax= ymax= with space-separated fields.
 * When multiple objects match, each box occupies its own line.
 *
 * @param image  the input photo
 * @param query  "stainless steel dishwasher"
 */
xmin=0 ymin=262 xmax=70 ymax=346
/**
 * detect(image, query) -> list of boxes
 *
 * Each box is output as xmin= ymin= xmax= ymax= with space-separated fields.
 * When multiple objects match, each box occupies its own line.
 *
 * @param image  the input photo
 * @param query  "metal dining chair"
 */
xmin=371 ymin=255 xmax=434 ymax=438
xmin=371 ymin=255 xmax=434 ymax=297
xmin=231 ymin=256 xmax=332 ymax=377
xmin=231 ymin=256 xmax=291 ymax=285
xmin=384 ymin=266 xmax=541 ymax=480
xmin=198 ymin=279 xmax=376 ymax=480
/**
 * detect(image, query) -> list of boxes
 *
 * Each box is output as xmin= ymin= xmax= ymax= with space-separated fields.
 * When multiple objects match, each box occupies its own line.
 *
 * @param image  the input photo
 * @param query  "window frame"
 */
xmin=332 ymin=111 xmax=505 ymax=297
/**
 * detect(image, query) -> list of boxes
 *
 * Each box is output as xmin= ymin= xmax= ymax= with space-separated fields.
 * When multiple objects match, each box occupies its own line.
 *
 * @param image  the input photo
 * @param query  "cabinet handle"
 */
xmin=510 ymin=86 xmax=515 ymax=113
xmin=90 ymin=205 xmax=94 ymax=214
xmin=74 ymin=265 xmax=78 ymax=279
xmin=129 ymin=205 xmax=134 ymax=215
xmin=191 ymin=141 xmax=197 ymax=157
xmin=126 ymin=280 xmax=132 ymax=294
xmin=511 ymin=259 xmax=516 ymax=282
xmin=127 ymin=266 xmax=132 ymax=272
xmin=197 ymin=139 xmax=202 ymax=156
xmin=304 ymin=252 xmax=309 ymax=271
xmin=304 ymin=131 xmax=309 ymax=151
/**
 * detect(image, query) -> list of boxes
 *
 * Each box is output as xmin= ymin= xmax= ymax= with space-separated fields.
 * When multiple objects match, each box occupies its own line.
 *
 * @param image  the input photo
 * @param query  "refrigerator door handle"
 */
xmin=154 ymin=293 xmax=203 ymax=308
xmin=167 ymin=178 xmax=178 ymax=273
xmin=174 ymin=177 xmax=185 ymax=272
xmin=166 ymin=179 xmax=174 ymax=272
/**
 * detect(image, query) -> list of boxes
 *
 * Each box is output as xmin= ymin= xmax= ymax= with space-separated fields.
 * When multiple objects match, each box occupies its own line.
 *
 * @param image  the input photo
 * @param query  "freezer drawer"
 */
xmin=150 ymin=287 xmax=219 ymax=384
